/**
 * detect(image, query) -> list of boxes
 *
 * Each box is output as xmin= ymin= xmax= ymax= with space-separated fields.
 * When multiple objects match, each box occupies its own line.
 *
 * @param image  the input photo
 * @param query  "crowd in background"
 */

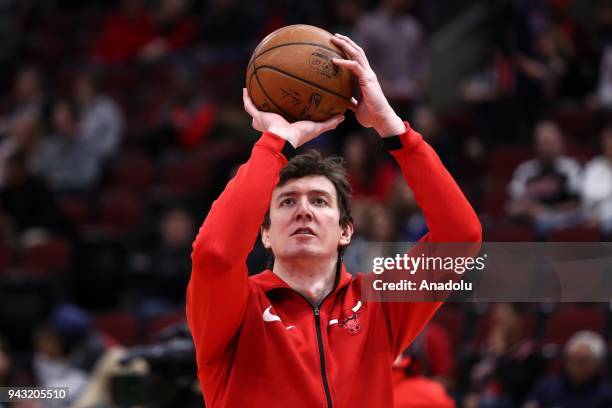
xmin=1 ymin=0 xmax=612 ymax=406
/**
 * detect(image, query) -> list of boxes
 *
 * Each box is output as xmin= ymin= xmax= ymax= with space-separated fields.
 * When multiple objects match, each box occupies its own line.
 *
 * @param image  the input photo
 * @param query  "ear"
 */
xmin=261 ymin=226 xmax=271 ymax=249
xmin=339 ymin=223 xmax=353 ymax=247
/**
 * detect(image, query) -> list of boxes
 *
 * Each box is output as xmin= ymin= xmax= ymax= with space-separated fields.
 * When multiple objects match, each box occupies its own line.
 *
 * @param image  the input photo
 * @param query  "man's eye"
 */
xmin=281 ymin=198 xmax=294 ymax=206
xmin=313 ymin=197 xmax=327 ymax=206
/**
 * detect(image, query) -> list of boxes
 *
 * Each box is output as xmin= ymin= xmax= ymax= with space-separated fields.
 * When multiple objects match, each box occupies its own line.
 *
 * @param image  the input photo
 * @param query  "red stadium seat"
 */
xmin=486 ymin=147 xmax=532 ymax=181
xmin=552 ymin=108 xmax=597 ymax=144
xmin=431 ymin=305 xmax=466 ymax=345
xmin=93 ymin=191 xmax=144 ymax=233
xmin=21 ymin=238 xmax=72 ymax=276
xmin=542 ymin=306 xmax=606 ymax=347
xmin=160 ymin=158 xmax=210 ymax=194
xmin=485 ymin=223 xmax=535 ymax=242
xmin=57 ymin=196 xmax=89 ymax=227
xmin=0 ymin=241 xmax=13 ymax=274
xmin=481 ymin=181 xmax=509 ymax=217
xmin=111 ymin=153 xmax=155 ymax=194
xmin=474 ymin=309 xmax=535 ymax=348
xmin=547 ymin=226 xmax=602 ymax=242
xmin=439 ymin=110 xmax=478 ymax=137
xmin=93 ymin=312 xmax=139 ymax=346
xmin=566 ymin=145 xmax=596 ymax=165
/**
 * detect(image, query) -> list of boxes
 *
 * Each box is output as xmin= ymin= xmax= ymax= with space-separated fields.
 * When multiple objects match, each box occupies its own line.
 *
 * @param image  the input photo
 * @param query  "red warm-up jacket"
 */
xmin=187 ymin=122 xmax=481 ymax=407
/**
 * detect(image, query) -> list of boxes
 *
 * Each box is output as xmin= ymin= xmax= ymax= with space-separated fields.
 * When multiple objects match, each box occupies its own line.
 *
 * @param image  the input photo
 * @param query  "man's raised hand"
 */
xmin=242 ymin=88 xmax=344 ymax=148
xmin=331 ymin=34 xmax=406 ymax=138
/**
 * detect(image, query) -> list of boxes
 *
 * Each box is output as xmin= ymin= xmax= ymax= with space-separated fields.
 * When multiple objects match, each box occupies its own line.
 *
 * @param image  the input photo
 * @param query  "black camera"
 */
xmin=111 ymin=324 xmax=202 ymax=408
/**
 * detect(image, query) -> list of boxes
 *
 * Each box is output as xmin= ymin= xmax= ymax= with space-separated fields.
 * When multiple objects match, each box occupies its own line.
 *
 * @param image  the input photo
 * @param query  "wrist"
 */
xmin=374 ymin=112 xmax=406 ymax=138
xmin=268 ymin=124 xmax=298 ymax=148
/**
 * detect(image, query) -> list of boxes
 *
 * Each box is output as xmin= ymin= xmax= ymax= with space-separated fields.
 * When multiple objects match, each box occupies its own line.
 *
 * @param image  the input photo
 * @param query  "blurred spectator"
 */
xmin=363 ymin=203 xmax=398 ymax=242
xmin=130 ymin=208 xmax=195 ymax=308
xmin=147 ymin=66 xmax=216 ymax=152
xmin=581 ymin=126 xmax=612 ymax=238
xmin=0 ymin=67 xmax=46 ymax=137
xmin=593 ymin=0 xmax=612 ymax=108
xmin=0 ymin=150 xmax=68 ymax=242
xmin=0 ymin=336 xmax=16 ymax=387
xmin=200 ymin=0 xmax=258 ymax=50
xmin=460 ymin=49 xmax=514 ymax=105
xmin=74 ymin=69 xmax=124 ymax=160
xmin=138 ymin=0 xmax=196 ymax=62
xmin=466 ymin=303 xmax=543 ymax=407
xmin=92 ymin=0 xmax=155 ymax=64
xmin=352 ymin=0 xmax=428 ymax=109
xmin=407 ymin=321 xmax=455 ymax=388
xmin=328 ymin=0 xmax=364 ymax=35
xmin=33 ymin=304 xmax=108 ymax=405
xmin=344 ymin=203 xmax=399 ymax=272
xmin=593 ymin=0 xmax=612 ymax=61
xmin=525 ymin=330 xmax=612 ymax=408
xmin=343 ymin=131 xmax=398 ymax=203
xmin=0 ymin=111 xmax=44 ymax=186
xmin=412 ymin=106 xmax=459 ymax=176
xmin=0 ymin=1 xmax=19 ymax=79
xmin=387 ymin=177 xmax=427 ymax=242
xmin=507 ymin=120 xmax=582 ymax=235
xmin=36 ymin=100 xmax=102 ymax=193
xmin=547 ymin=0 xmax=590 ymax=100
xmin=512 ymin=1 xmax=566 ymax=106
xmin=595 ymin=44 xmax=612 ymax=108
xmin=392 ymin=352 xmax=455 ymax=408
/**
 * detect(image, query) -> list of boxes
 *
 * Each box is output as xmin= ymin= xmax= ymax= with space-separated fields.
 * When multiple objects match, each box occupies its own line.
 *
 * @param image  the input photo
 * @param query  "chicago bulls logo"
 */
xmin=336 ymin=300 xmax=363 ymax=336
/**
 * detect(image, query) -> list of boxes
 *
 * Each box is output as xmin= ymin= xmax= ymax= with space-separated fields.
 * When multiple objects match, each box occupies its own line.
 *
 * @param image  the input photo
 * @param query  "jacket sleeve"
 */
xmin=382 ymin=121 xmax=482 ymax=357
xmin=186 ymin=131 xmax=291 ymax=363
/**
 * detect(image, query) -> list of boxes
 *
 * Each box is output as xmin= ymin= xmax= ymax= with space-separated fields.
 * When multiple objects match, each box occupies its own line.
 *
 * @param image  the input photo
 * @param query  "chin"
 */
xmin=282 ymin=244 xmax=326 ymax=259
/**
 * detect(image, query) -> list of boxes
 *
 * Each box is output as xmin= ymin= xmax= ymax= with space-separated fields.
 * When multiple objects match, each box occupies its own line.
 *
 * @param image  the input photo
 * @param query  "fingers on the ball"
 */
xmin=332 ymin=34 xmax=366 ymax=64
xmin=322 ymin=114 xmax=345 ymax=131
xmin=332 ymin=58 xmax=364 ymax=77
xmin=338 ymin=34 xmax=364 ymax=54
xmin=331 ymin=35 xmax=360 ymax=62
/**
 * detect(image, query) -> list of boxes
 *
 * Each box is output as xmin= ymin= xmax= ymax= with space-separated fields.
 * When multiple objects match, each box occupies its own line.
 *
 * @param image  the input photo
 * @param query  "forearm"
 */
xmin=188 ymin=131 xmax=290 ymax=361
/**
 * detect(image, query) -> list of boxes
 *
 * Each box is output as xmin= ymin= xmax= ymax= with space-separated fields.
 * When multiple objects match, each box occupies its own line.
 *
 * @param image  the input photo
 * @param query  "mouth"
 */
xmin=291 ymin=227 xmax=316 ymax=237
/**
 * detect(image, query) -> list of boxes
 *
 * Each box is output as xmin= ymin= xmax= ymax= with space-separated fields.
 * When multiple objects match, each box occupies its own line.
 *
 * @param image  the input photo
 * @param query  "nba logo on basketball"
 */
xmin=309 ymin=51 xmax=340 ymax=79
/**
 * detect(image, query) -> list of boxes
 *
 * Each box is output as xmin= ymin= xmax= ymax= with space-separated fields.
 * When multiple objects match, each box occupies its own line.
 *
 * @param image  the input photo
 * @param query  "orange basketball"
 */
xmin=246 ymin=25 xmax=354 ymax=123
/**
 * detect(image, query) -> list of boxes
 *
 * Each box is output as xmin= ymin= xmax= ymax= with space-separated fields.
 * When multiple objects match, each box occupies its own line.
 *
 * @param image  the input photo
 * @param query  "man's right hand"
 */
xmin=330 ymin=34 xmax=406 ymax=138
xmin=243 ymin=88 xmax=345 ymax=148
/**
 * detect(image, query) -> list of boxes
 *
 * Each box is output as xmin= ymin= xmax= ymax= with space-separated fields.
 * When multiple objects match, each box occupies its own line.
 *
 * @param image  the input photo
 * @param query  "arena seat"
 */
xmin=21 ymin=238 xmax=73 ymax=276
xmin=110 ymin=153 xmax=156 ymax=194
xmin=0 ymin=241 xmax=13 ymax=274
xmin=542 ymin=306 xmax=606 ymax=347
xmin=93 ymin=191 xmax=144 ymax=233
xmin=93 ymin=312 xmax=140 ymax=346
xmin=547 ymin=225 xmax=602 ymax=242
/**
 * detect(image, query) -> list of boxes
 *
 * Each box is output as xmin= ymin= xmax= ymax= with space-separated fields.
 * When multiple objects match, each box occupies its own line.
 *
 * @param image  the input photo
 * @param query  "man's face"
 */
xmin=565 ymin=343 xmax=600 ymax=384
xmin=262 ymin=175 xmax=352 ymax=261
xmin=535 ymin=122 xmax=564 ymax=163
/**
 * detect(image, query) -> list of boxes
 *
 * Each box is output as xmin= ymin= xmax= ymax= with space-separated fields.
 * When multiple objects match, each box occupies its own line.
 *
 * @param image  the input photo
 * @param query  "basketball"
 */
xmin=246 ymin=25 xmax=355 ymax=123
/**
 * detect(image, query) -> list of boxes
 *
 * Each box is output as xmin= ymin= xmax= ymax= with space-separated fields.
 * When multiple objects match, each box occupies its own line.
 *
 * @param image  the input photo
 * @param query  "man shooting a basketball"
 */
xmin=187 ymin=33 xmax=481 ymax=407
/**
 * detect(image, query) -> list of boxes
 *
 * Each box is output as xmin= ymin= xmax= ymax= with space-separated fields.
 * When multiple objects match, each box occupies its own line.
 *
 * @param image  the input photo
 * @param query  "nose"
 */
xmin=294 ymin=197 xmax=313 ymax=221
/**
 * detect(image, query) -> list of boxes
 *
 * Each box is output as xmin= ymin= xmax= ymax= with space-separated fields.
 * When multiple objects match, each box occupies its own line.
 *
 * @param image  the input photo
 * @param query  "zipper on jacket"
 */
xmin=314 ymin=307 xmax=333 ymax=408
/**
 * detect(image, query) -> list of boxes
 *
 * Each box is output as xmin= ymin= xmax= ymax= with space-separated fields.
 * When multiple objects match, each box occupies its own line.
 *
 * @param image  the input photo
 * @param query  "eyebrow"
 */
xmin=276 ymin=189 xmax=334 ymax=201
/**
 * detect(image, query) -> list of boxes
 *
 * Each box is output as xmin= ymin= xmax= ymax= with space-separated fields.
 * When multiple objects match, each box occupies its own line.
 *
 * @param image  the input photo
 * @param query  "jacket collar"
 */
xmin=252 ymin=262 xmax=353 ymax=294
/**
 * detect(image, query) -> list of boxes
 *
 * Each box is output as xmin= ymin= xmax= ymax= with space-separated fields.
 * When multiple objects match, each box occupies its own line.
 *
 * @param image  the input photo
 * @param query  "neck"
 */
xmin=273 ymin=256 xmax=339 ymax=307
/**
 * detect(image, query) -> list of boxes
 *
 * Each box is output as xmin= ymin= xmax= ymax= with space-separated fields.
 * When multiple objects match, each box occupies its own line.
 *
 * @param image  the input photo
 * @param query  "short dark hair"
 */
xmin=262 ymin=150 xmax=353 ymax=230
